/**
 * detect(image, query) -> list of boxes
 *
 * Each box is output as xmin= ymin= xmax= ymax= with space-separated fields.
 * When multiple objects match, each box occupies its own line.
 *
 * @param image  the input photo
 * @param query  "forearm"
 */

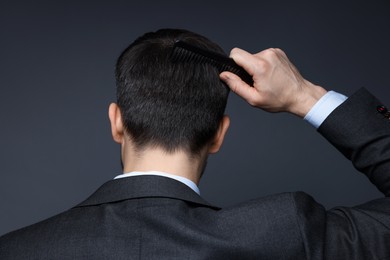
xmin=318 ymin=88 xmax=390 ymax=196
xmin=220 ymin=47 xmax=390 ymax=194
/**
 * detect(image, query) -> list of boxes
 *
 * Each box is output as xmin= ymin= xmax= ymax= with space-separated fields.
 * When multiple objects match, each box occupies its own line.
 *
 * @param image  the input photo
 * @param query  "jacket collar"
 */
xmin=74 ymin=175 xmax=220 ymax=210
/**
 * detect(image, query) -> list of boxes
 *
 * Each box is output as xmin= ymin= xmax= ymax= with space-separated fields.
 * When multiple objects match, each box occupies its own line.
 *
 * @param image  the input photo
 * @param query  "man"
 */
xmin=0 ymin=28 xmax=389 ymax=259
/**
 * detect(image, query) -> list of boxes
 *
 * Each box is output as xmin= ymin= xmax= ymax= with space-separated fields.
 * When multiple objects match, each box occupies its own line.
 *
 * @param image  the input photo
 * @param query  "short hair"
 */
xmin=115 ymin=29 xmax=229 ymax=155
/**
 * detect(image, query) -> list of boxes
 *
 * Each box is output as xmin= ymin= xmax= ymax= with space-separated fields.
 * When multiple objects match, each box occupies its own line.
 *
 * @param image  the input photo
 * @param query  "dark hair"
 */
xmin=115 ymin=29 xmax=229 ymax=155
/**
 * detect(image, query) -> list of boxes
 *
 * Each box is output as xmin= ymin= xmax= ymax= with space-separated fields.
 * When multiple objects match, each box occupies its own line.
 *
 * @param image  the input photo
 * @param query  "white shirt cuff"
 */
xmin=304 ymin=90 xmax=348 ymax=129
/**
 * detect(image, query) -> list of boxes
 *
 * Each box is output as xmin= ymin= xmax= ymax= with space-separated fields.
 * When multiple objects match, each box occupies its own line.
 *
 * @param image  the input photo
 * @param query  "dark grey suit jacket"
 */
xmin=1 ymin=88 xmax=390 ymax=259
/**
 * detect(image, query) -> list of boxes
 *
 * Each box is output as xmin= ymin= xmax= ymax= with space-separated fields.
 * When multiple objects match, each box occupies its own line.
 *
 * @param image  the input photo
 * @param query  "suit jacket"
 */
xmin=1 ymin=88 xmax=390 ymax=260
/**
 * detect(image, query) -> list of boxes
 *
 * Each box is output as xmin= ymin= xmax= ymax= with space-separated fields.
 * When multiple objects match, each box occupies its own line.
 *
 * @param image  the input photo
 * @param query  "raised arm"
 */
xmin=220 ymin=48 xmax=390 ymax=259
xmin=220 ymin=47 xmax=390 ymax=197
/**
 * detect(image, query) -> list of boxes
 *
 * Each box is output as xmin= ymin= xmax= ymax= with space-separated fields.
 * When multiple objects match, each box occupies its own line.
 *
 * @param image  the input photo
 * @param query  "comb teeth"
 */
xmin=171 ymin=41 xmax=254 ymax=86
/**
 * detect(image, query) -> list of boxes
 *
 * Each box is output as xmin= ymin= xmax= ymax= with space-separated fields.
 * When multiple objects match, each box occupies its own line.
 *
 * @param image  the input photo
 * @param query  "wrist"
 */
xmin=289 ymin=82 xmax=327 ymax=118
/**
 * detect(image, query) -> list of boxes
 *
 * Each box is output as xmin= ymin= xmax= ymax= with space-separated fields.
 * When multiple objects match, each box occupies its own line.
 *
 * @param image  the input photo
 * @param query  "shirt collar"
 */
xmin=114 ymin=171 xmax=200 ymax=195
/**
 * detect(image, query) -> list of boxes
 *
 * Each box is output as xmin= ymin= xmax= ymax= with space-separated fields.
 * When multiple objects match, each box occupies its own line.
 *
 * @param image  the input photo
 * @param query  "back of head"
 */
xmin=115 ymin=28 xmax=229 ymax=156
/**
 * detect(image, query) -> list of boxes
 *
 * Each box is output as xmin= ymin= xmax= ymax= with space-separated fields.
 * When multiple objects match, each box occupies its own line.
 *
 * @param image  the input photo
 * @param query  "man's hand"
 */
xmin=220 ymin=48 xmax=327 ymax=118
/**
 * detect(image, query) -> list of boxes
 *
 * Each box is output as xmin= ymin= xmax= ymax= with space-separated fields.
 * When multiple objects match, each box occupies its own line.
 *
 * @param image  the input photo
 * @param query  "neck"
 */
xmin=121 ymin=147 xmax=207 ymax=185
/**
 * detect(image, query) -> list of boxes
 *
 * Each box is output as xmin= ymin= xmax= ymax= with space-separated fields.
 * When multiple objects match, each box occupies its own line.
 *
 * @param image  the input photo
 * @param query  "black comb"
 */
xmin=171 ymin=41 xmax=254 ymax=86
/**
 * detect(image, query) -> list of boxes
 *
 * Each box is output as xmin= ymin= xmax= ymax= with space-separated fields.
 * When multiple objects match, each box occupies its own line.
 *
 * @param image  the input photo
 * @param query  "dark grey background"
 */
xmin=1 ymin=0 xmax=389 ymax=236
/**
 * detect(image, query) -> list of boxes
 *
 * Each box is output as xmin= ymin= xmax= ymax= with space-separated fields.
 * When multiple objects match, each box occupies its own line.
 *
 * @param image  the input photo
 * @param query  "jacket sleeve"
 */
xmin=312 ymin=88 xmax=390 ymax=259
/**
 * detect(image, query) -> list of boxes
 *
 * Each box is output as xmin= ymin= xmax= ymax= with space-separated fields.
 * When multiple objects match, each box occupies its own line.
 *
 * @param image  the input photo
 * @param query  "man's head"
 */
xmin=110 ymin=29 xmax=230 ymax=160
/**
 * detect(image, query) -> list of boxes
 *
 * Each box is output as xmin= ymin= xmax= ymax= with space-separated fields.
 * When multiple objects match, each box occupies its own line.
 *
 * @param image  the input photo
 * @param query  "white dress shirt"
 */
xmin=114 ymin=90 xmax=348 ymax=194
xmin=114 ymin=171 xmax=200 ymax=195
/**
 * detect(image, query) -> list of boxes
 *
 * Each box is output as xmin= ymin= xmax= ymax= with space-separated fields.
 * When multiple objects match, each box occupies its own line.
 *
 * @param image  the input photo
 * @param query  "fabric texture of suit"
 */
xmin=1 ymin=88 xmax=390 ymax=259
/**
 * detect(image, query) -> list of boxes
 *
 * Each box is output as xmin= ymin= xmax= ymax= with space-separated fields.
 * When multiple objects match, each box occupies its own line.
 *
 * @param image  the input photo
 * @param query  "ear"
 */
xmin=208 ymin=115 xmax=230 ymax=154
xmin=108 ymin=103 xmax=125 ymax=144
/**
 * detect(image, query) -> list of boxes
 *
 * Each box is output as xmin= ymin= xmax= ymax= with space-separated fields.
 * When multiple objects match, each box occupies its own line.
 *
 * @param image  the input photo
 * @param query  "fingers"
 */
xmin=230 ymin=47 xmax=284 ymax=74
xmin=220 ymin=71 xmax=257 ymax=106
xmin=222 ymin=47 xmax=305 ymax=112
xmin=229 ymin=48 xmax=258 ymax=76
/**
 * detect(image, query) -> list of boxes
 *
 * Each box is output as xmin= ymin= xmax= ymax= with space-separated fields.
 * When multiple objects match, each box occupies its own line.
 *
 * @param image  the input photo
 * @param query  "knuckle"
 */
xmin=254 ymin=58 xmax=270 ymax=73
xmin=231 ymin=83 xmax=240 ymax=94
xmin=273 ymin=47 xmax=281 ymax=52
xmin=264 ymin=48 xmax=278 ymax=58
xmin=274 ymin=48 xmax=287 ymax=58
xmin=247 ymin=96 xmax=257 ymax=107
